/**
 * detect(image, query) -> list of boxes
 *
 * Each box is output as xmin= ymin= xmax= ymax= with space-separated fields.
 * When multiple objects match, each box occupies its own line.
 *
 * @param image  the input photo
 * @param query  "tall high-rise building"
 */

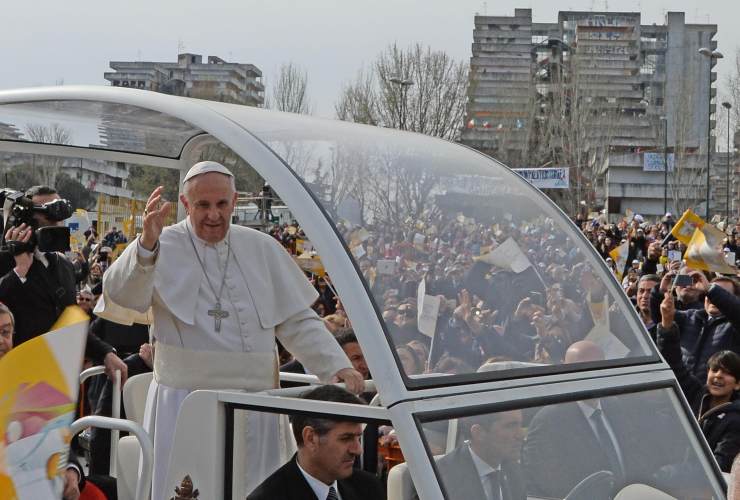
xmin=105 ymin=53 xmax=264 ymax=107
xmin=462 ymin=9 xmax=719 ymax=218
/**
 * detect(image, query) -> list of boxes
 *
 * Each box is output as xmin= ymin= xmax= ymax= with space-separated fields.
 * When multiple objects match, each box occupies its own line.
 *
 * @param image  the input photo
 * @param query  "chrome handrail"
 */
xmin=70 ymin=416 xmax=152 ymax=500
xmin=79 ymin=366 xmax=122 ymax=476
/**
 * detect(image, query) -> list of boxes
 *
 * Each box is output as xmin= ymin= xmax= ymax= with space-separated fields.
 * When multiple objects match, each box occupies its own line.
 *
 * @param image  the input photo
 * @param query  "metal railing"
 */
xmin=79 ymin=366 xmax=122 ymax=476
xmin=70 ymin=416 xmax=152 ymax=500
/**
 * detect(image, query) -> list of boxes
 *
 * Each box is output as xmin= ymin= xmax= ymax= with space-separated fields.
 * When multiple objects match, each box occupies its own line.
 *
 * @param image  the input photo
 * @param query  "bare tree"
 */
xmin=24 ymin=123 xmax=72 ymax=187
xmin=332 ymin=43 xmax=468 ymax=227
xmin=266 ymin=62 xmax=312 ymax=115
xmin=335 ymin=43 xmax=468 ymax=141
xmin=523 ymin=49 xmax=620 ymax=215
xmin=335 ymin=68 xmax=379 ymax=126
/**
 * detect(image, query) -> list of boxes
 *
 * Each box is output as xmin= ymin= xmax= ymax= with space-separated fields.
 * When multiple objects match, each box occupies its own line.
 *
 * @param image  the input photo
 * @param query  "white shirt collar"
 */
xmin=296 ymin=459 xmax=341 ymax=500
xmin=185 ymin=217 xmax=230 ymax=249
xmin=467 ymin=442 xmax=498 ymax=478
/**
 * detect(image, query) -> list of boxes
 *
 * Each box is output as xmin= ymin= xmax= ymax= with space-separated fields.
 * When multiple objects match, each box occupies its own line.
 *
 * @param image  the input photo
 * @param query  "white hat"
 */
xmin=182 ymin=161 xmax=234 ymax=184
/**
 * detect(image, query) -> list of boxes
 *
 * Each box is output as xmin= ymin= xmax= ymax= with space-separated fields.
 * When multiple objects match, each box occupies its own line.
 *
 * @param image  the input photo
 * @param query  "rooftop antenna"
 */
xmin=177 ymin=39 xmax=185 ymax=54
xmin=137 ymin=49 xmax=142 ymax=61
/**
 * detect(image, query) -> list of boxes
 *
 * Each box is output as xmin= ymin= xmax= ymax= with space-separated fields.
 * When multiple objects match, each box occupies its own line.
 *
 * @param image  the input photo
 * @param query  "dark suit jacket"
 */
xmin=0 ymin=252 xmax=76 ymax=345
xmin=522 ymin=400 xmax=648 ymax=499
xmin=0 ymin=252 xmax=114 ymax=363
xmin=247 ymin=455 xmax=385 ymax=500
xmin=434 ymin=445 xmax=525 ymax=500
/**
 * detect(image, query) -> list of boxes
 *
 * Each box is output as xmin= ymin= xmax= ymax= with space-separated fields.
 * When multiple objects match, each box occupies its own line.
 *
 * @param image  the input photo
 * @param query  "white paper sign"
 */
xmin=726 ymin=252 xmax=737 ymax=266
xmin=478 ymin=237 xmax=532 ymax=273
xmin=668 ymin=250 xmax=682 ymax=262
xmin=351 ymin=244 xmax=366 ymax=259
xmin=417 ymin=280 xmax=440 ymax=338
xmin=376 ymin=259 xmax=397 ymax=275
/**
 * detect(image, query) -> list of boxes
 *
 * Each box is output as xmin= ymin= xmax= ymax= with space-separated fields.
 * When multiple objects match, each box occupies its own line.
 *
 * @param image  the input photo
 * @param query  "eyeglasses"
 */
xmin=78 ymin=298 xmax=92 ymax=302
xmin=0 ymin=327 xmax=13 ymax=337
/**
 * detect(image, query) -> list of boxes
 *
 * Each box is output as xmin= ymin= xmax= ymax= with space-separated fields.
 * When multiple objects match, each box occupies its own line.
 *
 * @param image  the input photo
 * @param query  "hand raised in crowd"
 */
xmin=514 ymin=297 xmax=543 ymax=320
xmin=660 ymin=291 xmax=676 ymax=329
xmin=660 ymin=272 xmax=675 ymax=294
xmin=5 ymin=223 xmax=34 ymax=278
xmin=140 ymin=186 xmax=172 ymax=251
xmin=103 ymin=351 xmax=128 ymax=386
xmin=331 ymin=367 xmax=365 ymax=395
xmin=454 ymin=289 xmax=473 ymax=322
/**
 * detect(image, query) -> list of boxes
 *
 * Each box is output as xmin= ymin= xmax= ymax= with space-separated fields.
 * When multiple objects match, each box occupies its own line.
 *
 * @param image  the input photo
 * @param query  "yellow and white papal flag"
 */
xmin=684 ymin=224 xmax=737 ymax=275
xmin=608 ymin=240 xmax=630 ymax=281
xmin=0 ymin=306 xmax=89 ymax=500
xmin=670 ymin=209 xmax=705 ymax=246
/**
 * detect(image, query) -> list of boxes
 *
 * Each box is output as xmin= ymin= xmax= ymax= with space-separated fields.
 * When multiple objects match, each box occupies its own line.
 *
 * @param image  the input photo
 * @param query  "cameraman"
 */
xmin=0 ymin=185 xmax=127 ymax=382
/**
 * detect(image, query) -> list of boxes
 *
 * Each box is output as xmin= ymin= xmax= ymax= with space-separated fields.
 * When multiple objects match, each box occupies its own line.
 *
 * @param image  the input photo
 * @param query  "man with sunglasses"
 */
xmin=76 ymin=289 xmax=95 ymax=315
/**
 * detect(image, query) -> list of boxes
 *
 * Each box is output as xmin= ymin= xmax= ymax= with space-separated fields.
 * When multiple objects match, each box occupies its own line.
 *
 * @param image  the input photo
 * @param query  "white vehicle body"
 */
xmin=0 ymin=86 xmax=728 ymax=499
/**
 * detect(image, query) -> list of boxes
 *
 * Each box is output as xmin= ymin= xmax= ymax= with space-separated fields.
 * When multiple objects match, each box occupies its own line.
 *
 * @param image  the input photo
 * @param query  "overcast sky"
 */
xmin=2 ymin=0 xmax=738 ymax=117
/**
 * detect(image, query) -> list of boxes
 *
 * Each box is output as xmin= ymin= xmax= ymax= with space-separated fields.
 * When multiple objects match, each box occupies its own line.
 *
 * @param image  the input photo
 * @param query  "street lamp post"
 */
xmin=699 ymin=47 xmax=723 ymax=219
xmin=660 ymin=116 xmax=668 ymax=215
xmin=389 ymin=76 xmax=414 ymax=131
xmin=722 ymin=101 xmax=732 ymax=223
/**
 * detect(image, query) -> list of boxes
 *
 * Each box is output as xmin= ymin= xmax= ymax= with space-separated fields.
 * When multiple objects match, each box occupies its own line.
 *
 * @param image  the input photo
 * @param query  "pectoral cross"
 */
xmin=208 ymin=302 xmax=229 ymax=333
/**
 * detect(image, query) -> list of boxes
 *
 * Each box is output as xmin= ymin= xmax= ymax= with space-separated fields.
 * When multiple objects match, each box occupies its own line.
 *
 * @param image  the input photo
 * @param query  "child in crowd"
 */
xmin=657 ymin=292 xmax=740 ymax=472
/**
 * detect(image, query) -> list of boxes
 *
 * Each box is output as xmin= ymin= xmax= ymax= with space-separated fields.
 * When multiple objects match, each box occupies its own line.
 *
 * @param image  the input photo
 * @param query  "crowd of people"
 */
xmin=268 ymin=204 xmax=740 ymax=493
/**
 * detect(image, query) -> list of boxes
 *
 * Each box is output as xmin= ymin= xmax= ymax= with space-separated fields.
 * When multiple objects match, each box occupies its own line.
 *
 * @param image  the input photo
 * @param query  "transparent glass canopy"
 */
xmin=235 ymin=109 xmax=658 ymax=386
xmin=0 ymin=95 xmax=659 ymax=389
xmin=0 ymin=101 xmax=202 ymax=157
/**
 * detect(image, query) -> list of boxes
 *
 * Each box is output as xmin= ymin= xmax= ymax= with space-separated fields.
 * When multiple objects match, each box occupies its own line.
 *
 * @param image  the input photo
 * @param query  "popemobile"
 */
xmin=0 ymin=86 xmax=729 ymax=499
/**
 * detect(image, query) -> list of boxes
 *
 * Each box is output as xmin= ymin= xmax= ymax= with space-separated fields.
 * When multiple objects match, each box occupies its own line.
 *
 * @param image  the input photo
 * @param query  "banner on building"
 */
xmin=513 ymin=168 xmax=570 ymax=189
xmin=643 ymin=152 xmax=675 ymax=172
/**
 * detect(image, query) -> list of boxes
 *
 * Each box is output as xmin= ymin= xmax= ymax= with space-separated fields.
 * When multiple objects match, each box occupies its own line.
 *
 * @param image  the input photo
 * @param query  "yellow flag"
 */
xmin=0 ymin=306 xmax=88 ymax=500
xmin=671 ymin=209 xmax=705 ymax=245
xmin=685 ymin=224 xmax=737 ymax=275
xmin=609 ymin=240 xmax=630 ymax=281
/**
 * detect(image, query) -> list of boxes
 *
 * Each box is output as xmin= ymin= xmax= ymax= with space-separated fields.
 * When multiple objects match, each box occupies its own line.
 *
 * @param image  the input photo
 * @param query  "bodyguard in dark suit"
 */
xmin=247 ymin=385 xmax=385 ymax=500
xmin=432 ymin=409 xmax=526 ymax=500
xmin=248 ymin=454 xmax=384 ymax=500
xmin=522 ymin=399 xmax=632 ymax=498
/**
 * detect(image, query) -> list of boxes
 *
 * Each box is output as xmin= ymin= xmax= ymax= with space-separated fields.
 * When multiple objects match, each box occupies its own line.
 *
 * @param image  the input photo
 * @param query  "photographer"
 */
xmin=0 ymin=186 xmax=127 ymax=382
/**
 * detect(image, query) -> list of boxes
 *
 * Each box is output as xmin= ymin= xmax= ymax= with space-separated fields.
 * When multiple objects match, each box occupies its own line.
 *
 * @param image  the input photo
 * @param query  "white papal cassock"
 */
xmin=99 ymin=218 xmax=351 ymax=500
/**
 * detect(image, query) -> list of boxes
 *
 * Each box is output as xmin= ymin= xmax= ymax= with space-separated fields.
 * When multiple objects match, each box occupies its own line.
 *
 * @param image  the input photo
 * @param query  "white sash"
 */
xmin=153 ymin=342 xmax=279 ymax=391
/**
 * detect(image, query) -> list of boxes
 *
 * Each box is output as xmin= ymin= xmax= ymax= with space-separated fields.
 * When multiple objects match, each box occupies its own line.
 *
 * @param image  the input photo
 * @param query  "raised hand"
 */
xmin=140 ymin=186 xmax=172 ymax=251
xmin=660 ymin=292 xmax=676 ymax=330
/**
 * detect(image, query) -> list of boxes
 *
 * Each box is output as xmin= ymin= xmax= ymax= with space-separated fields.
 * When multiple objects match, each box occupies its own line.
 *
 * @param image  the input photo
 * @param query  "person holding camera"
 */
xmin=0 ymin=185 xmax=126 ymax=382
xmin=650 ymin=272 xmax=740 ymax=382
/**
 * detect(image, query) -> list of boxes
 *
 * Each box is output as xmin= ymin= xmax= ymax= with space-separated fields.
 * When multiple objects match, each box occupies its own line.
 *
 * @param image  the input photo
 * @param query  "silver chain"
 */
xmin=186 ymin=225 xmax=232 ymax=309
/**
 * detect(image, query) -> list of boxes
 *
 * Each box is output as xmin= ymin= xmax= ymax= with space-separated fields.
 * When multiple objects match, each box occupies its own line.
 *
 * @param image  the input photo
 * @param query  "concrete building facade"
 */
xmin=104 ymin=53 xmax=264 ymax=106
xmin=462 ymin=9 xmax=719 ymax=218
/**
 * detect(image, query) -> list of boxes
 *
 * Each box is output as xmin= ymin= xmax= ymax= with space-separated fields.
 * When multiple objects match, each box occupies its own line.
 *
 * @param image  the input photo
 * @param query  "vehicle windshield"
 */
xmin=239 ymin=111 xmax=656 ymax=386
xmin=419 ymin=387 xmax=723 ymax=499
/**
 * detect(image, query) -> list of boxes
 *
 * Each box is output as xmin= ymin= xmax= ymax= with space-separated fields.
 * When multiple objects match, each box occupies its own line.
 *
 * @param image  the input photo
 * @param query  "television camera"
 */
xmin=0 ymin=188 xmax=73 ymax=254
